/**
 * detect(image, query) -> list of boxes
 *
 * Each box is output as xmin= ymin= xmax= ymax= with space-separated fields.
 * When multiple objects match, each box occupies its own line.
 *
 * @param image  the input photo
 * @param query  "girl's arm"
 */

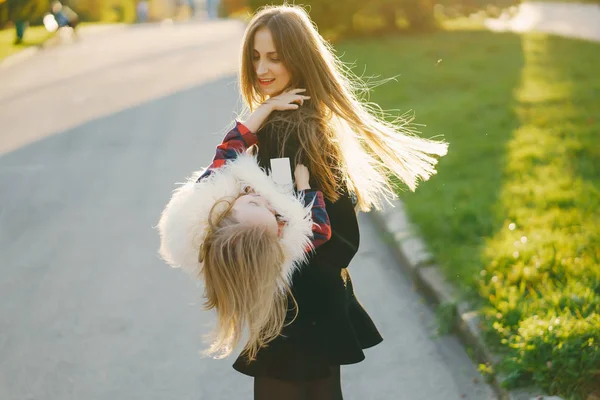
xmin=197 ymin=121 xmax=257 ymax=182
xmin=300 ymin=189 xmax=332 ymax=249
xmin=294 ymin=164 xmax=331 ymax=249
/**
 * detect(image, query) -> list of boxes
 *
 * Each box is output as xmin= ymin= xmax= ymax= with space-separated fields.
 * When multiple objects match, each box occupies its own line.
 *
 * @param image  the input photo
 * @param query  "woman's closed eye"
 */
xmin=252 ymin=54 xmax=281 ymax=62
xmin=253 ymin=58 xmax=281 ymax=63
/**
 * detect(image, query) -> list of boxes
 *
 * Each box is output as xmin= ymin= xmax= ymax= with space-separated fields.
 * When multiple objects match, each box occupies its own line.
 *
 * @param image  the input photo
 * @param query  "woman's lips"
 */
xmin=259 ymin=78 xmax=275 ymax=86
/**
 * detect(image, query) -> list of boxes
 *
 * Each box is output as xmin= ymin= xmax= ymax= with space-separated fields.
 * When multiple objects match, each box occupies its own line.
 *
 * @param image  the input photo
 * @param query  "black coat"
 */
xmin=232 ymin=118 xmax=383 ymax=381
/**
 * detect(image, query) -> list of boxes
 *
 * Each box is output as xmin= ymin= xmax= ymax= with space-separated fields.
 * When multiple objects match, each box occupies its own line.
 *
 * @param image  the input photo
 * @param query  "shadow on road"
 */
xmin=0 ymin=75 xmax=255 ymax=400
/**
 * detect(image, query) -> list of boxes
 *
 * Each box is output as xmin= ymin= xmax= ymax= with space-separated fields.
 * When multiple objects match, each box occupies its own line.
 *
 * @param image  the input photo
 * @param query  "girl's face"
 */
xmin=232 ymin=191 xmax=285 ymax=237
xmin=253 ymin=27 xmax=291 ymax=97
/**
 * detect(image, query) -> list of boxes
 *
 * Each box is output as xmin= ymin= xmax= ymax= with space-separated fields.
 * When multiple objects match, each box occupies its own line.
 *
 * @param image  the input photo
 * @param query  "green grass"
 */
xmin=0 ymin=25 xmax=54 ymax=61
xmin=338 ymin=29 xmax=600 ymax=399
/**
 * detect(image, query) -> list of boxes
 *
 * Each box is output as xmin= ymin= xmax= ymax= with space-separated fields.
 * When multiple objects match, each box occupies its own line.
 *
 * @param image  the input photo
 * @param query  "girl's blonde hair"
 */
xmin=240 ymin=4 xmax=448 ymax=211
xmin=198 ymin=198 xmax=296 ymax=361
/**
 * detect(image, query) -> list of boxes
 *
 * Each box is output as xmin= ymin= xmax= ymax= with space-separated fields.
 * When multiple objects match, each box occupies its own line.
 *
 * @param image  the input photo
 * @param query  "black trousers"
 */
xmin=254 ymin=366 xmax=343 ymax=400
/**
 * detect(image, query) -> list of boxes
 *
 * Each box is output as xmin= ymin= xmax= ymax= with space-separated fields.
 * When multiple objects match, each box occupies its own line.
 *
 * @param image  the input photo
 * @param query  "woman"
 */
xmin=230 ymin=4 xmax=448 ymax=399
xmin=162 ymin=3 xmax=447 ymax=399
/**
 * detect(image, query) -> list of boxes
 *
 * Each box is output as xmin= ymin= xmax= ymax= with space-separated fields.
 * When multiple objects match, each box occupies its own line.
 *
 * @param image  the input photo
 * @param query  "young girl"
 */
xmin=157 ymin=119 xmax=333 ymax=363
xmin=164 ymin=3 xmax=448 ymax=399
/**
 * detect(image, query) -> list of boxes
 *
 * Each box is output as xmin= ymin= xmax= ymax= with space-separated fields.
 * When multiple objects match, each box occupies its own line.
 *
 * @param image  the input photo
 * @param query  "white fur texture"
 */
xmin=157 ymin=154 xmax=314 ymax=290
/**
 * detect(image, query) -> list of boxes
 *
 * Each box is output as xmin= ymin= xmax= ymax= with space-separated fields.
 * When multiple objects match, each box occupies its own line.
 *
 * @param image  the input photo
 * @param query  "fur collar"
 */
xmin=157 ymin=154 xmax=314 ymax=290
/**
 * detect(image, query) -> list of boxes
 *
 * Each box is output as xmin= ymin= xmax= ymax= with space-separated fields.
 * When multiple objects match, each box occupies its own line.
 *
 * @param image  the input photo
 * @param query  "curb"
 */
xmin=370 ymin=199 xmax=564 ymax=400
xmin=0 ymin=46 xmax=40 ymax=69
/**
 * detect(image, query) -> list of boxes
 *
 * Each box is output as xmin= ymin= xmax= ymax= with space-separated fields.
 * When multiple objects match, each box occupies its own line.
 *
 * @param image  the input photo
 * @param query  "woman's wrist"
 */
xmin=259 ymin=100 xmax=273 ymax=113
xmin=242 ymin=102 xmax=273 ymax=133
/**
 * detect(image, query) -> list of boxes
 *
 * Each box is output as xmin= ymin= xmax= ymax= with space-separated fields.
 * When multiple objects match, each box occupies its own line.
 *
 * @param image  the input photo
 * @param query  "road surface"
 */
xmin=0 ymin=20 xmax=496 ymax=400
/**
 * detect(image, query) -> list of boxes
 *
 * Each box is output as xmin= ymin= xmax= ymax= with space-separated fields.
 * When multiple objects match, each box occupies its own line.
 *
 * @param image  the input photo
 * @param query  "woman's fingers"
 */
xmin=293 ymin=95 xmax=311 ymax=105
xmin=268 ymin=89 xmax=309 ymax=110
xmin=284 ymin=88 xmax=307 ymax=99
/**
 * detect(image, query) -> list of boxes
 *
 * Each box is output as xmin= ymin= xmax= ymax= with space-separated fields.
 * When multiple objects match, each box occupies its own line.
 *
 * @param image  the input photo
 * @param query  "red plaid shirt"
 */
xmin=198 ymin=121 xmax=332 ymax=249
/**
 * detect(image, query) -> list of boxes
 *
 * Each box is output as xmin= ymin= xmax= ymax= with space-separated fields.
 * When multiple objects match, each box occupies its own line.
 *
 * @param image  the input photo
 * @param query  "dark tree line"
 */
xmin=0 ymin=0 xmax=50 ymax=28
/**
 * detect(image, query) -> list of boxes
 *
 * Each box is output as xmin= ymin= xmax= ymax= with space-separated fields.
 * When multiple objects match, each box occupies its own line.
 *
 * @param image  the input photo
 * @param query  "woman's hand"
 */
xmin=264 ymin=89 xmax=311 ymax=111
xmin=294 ymin=164 xmax=311 ymax=191
xmin=242 ymin=89 xmax=310 ymax=133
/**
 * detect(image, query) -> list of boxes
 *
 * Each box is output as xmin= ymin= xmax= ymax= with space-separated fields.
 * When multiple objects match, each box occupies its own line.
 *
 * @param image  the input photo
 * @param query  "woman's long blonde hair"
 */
xmin=199 ymin=199 xmax=295 ymax=361
xmin=240 ymin=4 xmax=448 ymax=211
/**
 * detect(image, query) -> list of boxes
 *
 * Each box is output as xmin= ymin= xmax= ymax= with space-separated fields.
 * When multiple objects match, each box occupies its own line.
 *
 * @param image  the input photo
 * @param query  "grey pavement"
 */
xmin=0 ymin=20 xmax=496 ymax=400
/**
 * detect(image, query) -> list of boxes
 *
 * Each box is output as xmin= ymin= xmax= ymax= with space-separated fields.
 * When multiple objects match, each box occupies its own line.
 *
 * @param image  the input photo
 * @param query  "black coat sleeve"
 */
xmin=313 ymin=192 xmax=360 ymax=269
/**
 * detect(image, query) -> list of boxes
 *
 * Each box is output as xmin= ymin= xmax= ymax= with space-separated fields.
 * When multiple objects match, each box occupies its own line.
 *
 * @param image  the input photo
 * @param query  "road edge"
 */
xmin=0 ymin=23 xmax=128 ymax=70
xmin=369 ymin=199 xmax=564 ymax=400
xmin=0 ymin=46 xmax=41 ymax=69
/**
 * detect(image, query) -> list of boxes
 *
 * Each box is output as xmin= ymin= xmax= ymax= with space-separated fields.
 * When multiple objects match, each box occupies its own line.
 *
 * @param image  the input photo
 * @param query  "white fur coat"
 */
xmin=157 ymin=154 xmax=314 ymax=290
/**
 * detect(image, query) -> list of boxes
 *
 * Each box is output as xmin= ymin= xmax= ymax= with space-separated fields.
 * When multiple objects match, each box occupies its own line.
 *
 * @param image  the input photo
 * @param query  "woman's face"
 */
xmin=232 ymin=191 xmax=284 ymax=236
xmin=253 ymin=27 xmax=291 ymax=97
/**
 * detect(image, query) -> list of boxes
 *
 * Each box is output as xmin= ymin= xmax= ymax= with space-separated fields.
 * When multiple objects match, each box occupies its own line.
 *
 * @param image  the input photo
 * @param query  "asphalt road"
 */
xmin=0 ymin=20 xmax=497 ymax=400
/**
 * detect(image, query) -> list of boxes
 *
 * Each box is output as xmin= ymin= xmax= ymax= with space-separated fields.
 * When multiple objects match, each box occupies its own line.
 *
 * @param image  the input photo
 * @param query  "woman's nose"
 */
xmin=256 ymin=60 xmax=268 ymax=75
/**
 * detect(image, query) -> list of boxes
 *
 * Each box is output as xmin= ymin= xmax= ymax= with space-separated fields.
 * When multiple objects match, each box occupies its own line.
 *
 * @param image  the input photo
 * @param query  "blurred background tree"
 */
xmin=221 ymin=0 xmax=525 ymax=39
xmin=0 ymin=0 xmax=137 ymax=28
xmin=0 ymin=0 xmax=50 ymax=28
xmin=225 ymin=0 xmax=439 ymax=39
xmin=434 ymin=0 xmax=517 ymax=19
xmin=68 ymin=0 xmax=137 ymax=23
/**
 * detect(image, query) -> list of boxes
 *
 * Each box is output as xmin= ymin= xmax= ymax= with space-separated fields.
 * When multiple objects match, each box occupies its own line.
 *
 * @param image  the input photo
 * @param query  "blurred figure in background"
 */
xmin=136 ymin=0 xmax=149 ymax=23
xmin=188 ymin=0 xmax=196 ymax=17
xmin=14 ymin=20 xmax=27 ymax=44
xmin=206 ymin=0 xmax=219 ymax=19
xmin=51 ymin=1 xmax=79 ymax=37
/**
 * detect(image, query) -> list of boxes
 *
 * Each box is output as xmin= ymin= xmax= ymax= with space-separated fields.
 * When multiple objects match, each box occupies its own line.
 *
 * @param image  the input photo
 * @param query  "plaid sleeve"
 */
xmin=197 ymin=121 xmax=257 ymax=182
xmin=301 ymin=190 xmax=332 ymax=249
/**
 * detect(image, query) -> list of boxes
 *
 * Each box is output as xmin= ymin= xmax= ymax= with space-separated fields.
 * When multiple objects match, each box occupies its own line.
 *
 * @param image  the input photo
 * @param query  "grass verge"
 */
xmin=0 ymin=22 xmax=116 ymax=63
xmin=0 ymin=25 xmax=54 ymax=62
xmin=338 ymin=29 xmax=600 ymax=399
